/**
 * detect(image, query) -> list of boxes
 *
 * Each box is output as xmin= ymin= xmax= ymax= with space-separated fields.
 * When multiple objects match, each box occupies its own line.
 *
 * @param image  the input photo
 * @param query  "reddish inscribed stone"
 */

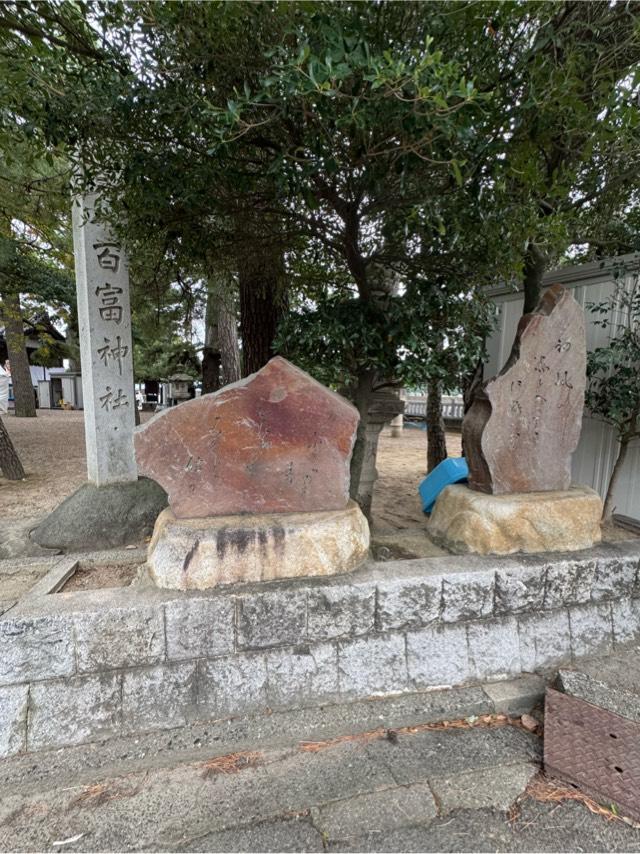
xmin=463 ymin=284 xmax=586 ymax=494
xmin=135 ymin=357 xmax=359 ymax=518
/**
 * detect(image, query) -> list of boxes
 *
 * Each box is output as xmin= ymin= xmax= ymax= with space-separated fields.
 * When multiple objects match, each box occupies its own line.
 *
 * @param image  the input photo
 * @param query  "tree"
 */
xmin=5 ymin=1 xmax=503 ymax=501
xmin=426 ymin=378 xmax=447 ymax=473
xmin=486 ymin=3 xmax=640 ymax=311
xmin=586 ymin=262 xmax=640 ymax=520
xmin=0 ymin=415 xmax=25 ymax=479
xmin=203 ymin=276 xmax=241 ymax=392
xmin=7 ymin=1 xmax=636 ymax=508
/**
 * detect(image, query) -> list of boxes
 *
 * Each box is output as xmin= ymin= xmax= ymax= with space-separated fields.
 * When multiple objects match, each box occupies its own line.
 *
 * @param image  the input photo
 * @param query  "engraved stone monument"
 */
xmin=136 ymin=357 xmax=369 ymax=589
xmin=73 ymin=192 xmax=137 ymax=485
xmin=30 ymin=193 xmax=167 ymax=551
xmin=463 ymin=284 xmax=586 ymax=493
xmin=428 ymin=285 xmax=602 ymax=555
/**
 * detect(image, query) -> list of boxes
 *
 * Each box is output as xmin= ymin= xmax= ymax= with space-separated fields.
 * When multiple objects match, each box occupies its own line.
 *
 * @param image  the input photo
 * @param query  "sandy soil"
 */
xmin=0 ymin=410 xmax=152 ymax=520
xmin=0 ymin=409 xmax=635 ymax=563
xmin=60 ymin=562 xmax=140 ymax=592
xmin=372 ymin=426 xmax=461 ymax=534
xmin=1 ymin=410 xmax=447 ymax=535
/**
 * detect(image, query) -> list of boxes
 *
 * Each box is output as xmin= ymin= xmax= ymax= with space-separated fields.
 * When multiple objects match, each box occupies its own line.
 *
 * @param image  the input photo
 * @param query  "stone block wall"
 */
xmin=1 ymin=541 xmax=640 ymax=758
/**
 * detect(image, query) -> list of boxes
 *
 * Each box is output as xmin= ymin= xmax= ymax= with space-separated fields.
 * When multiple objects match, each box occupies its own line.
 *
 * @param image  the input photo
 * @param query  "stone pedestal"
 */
xmin=427 ymin=484 xmax=602 ymax=555
xmin=147 ymin=500 xmax=370 ymax=590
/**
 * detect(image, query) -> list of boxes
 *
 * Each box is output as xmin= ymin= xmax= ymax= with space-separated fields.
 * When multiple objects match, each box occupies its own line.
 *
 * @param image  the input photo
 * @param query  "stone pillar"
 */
xmin=72 ymin=194 xmax=137 ymax=485
xmin=390 ymin=413 xmax=403 ymax=438
xmin=356 ymin=389 xmax=404 ymax=519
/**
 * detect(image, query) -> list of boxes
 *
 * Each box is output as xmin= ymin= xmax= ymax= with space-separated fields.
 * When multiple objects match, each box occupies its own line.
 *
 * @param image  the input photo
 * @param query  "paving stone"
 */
xmin=326 ymin=813 xmax=511 ymax=854
xmin=237 ymin=590 xmax=307 ymax=650
xmin=441 ymin=572 xmax=494 ymax=622
xmin=376 ymin=576 xmax=441 ymax=631
xmin=568 ymin=602 xmax=613 ymax=659
xmin=543 ymin=559 xmax=595 ymax=609
xmin=28 ymin=672 xmax=121 ymax=751
xmin=468 ymin=618 xmax=521 ymax=681
xmin=307 ymin=585 xmax=375 ymax=641
xmin=266 ymin=643 xmax=338 ymax=708
xmin=181 ymin=817 xmax=325 ymax=852
xmin=517 ymin=609 xmax=572 ymax=672
xmin=611 ymin=598 xmax=640 ymax=646
xmin=557 ymin=649 xmax=640 ymax=724
xmin=338 ymin=634 xmax=408 ymax=698
xmin=199 ymin=653 xmax=269 ymax=718
xmin=366 ymin=725 xmax=542 ymax=786
xmin=329 ymin=800 xmax=640 ymax=853
xmin=0 ymin=613 xmax=74 ymax=685
xmin=482 ymin=674 xmax=546 ymax=716
xmin=122 ymin=662 xmax=198 ymax=733
xmin=429 ymin=763 xmax=537 ymax=814
xmin=74 ymin=604 xmax=165 ymax=673
xmin=165 ymin=595 xmax=235 ymax=660
xmin=312 ymin=782 xmax=437 ymax=840
xmin=406 ymin=623 xmax=470 ymax=689
xmin=265 ymin=740 xmax=397 ymax=810
xmin=494 ymin=565 xmax=546 ymax=615
xmin=0 ymin=683 xmax=28 ymax=758
xmin=591 ymin=557 xmax=638 ymax=601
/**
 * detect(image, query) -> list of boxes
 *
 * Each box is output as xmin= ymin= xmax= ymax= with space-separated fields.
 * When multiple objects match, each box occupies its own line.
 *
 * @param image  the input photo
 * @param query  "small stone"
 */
xmin=463 ymin=284 xmax=586 ymax=494
xmin=135 ymin=357 xmax=359 ymax=518
xmin=520 ymin=713 xmax=538 ymax=732
xmin=428 ymin=484 xmax=602 ymax=555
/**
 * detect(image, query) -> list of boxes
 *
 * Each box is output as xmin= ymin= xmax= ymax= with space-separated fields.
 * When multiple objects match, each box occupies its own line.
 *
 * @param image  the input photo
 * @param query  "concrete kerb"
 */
xmin=0 ymin=538 xmax=639 ymax=759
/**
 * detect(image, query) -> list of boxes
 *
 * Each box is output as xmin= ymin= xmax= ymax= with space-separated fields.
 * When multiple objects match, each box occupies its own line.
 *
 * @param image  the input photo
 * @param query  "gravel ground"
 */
xmin=0 ymin=409 xmax=454 ymax=535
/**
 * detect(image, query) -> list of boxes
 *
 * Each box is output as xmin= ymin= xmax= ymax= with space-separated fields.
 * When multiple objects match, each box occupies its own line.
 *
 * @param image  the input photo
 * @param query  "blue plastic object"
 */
xmin=419 ymin=457 xmax=469 ymax=514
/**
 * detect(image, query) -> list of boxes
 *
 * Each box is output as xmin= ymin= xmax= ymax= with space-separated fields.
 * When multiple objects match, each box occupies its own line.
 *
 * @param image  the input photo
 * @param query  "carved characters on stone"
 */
xmin=135 ymin=357 xmax=360 ymax=518
xmin=462 ymin=285 xmax=586 ymax=494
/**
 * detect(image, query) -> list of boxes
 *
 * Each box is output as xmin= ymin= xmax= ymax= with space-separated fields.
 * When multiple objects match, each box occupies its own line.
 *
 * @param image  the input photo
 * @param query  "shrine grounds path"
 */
xmin=0 ymin=410 xmax=459 ymax=557
xmin=2 ymin=682 xmax=640 ymax=852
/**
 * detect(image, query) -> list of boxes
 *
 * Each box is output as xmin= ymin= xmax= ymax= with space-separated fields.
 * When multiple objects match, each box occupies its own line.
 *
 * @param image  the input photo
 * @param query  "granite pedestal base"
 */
xmin=427 ymin=484 xmax=602 ymax=555
xmin=148 ymin=500 xmax=370 ymax=590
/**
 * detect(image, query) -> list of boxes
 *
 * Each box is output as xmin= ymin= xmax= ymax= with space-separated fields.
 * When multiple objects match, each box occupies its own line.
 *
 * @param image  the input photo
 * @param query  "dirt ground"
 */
xmin=60 ymin=562 xmax=141 ymax=592
xmin=0 ymin=410 xmax=448 ymax=535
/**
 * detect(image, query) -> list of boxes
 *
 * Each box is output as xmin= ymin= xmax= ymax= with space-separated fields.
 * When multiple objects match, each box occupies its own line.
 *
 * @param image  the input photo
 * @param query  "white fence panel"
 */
xmin=486 ymin=254 xmax=640 ymax=521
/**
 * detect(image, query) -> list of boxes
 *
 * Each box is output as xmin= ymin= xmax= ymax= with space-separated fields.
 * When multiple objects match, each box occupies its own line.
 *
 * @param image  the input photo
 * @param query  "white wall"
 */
xmin=486 ymin=254 xmax=640 ymax=521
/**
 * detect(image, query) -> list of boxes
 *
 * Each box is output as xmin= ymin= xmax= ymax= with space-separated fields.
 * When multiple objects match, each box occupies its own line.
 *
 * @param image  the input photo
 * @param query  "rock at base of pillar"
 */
xmin=427 ymin=484 xmax=602 ymax=556
xmin=30 ymin=478 xmax=168 ymax=552
xmin=147 ymin=500 xmax=370 ymax=590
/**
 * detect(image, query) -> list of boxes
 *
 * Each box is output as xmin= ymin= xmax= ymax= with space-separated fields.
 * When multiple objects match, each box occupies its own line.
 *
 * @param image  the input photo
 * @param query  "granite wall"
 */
xmin=2 ymin=541 xmax=640 ymax=758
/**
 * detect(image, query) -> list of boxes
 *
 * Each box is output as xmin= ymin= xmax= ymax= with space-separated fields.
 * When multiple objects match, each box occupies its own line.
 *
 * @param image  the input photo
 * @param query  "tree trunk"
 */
xmin=461 ymin=357 xmax=484 ymax=458
xmin=426 ymin=378 xmax=447 ymax=473
xmin=522 ymin=242 xmax=547 ymax=315
xmin=1 ymin=289 xmax=36 ymax=417
xmin=65 ymin=303 xmax=81 ymax=372
xmin=219 ymin=297 xmax=241 ymax=386
xmin=0 ymin=415 xmax=25 ymax=479
xmin=603 ymin=437 xmax=631 ymax=521
xmin=238 ymin=250 xmax=286 ymax=377
xmin=348 ymin=370 xmax=376 ymax=519
xmin=203 ymin=284 xmax=241 ymax=393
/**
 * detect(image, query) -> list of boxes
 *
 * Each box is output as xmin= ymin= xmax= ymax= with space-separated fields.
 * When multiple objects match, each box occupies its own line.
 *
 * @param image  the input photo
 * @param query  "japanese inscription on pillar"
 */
xmin=462 ymin=284 xmax=586 ymax=494
xmin=72 ymin=193 xmax=137 ymax=485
